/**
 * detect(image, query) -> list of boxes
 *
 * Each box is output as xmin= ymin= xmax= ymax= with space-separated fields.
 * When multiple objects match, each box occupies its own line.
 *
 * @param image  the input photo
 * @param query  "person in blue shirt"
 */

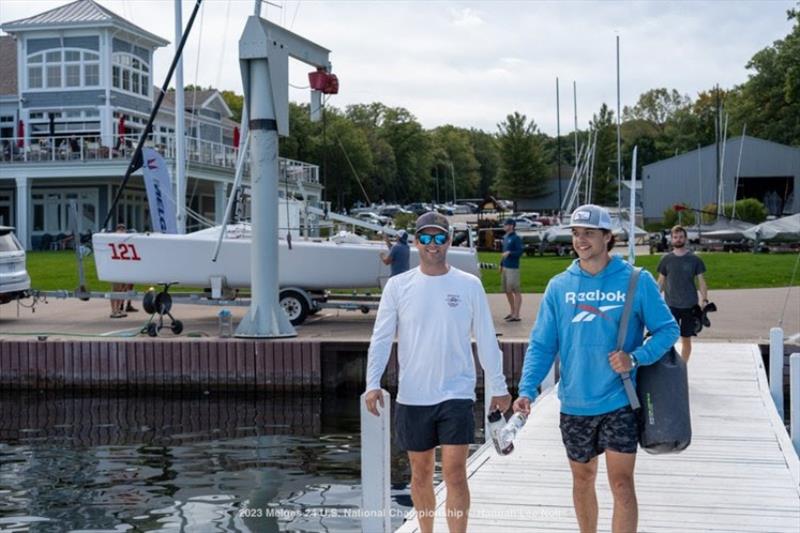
xmin=513 ymin=204 xmax=678 ymax=533
xmin=381 ymin=230 xmax=410 ymax=277
xmin=501 ymin=218 xmax=524 ymax=321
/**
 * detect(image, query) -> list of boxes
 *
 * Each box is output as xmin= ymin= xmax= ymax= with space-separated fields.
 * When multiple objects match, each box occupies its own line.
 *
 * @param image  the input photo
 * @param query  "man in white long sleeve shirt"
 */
xmin=365 ymin=211 xmax=511 ymax=533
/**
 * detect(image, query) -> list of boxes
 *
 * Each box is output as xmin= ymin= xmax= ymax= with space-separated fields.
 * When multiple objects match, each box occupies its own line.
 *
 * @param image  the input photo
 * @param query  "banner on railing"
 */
xmin=142 ymin=147 xmax=178 ymax=234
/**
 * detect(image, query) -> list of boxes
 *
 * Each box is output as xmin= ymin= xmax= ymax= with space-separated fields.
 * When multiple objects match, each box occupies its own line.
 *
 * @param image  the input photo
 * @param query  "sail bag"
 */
xmin=618 ymin=268 xmax=692 ymax=454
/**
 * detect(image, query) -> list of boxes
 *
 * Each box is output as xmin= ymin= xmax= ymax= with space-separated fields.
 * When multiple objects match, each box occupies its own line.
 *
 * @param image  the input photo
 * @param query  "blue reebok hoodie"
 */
xmin=518 ymin=256 xmax=679 ymax=416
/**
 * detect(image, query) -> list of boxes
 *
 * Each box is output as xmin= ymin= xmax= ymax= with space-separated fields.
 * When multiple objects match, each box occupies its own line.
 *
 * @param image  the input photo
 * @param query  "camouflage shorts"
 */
xmin=559 ymin=406 xmax=638 ymax=463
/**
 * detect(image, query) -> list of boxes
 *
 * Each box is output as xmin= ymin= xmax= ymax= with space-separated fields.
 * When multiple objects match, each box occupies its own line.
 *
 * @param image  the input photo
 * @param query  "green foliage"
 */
xmin=589 ymin=103 xmax=619 ymax=206
xmin=702 ymin=199 xmax=768 ymax=223
xmin=220 ymin=90 xmax=243 ymax=123
xmin=496 ymin=112 xmax=549 ymax=199
xmin=662 ymin=204 xmax=697 ymax=227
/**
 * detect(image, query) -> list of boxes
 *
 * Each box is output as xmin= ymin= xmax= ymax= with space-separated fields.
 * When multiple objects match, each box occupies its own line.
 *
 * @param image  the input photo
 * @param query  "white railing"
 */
xmin=0 ymin=135 xmax=319 ymax=183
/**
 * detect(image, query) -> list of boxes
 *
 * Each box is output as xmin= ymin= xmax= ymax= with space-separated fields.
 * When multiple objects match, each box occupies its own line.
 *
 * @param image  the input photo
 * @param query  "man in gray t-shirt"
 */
xmin=657 ymin=225 xmax=708 ymax=362
xmin=381 ymin=230 xmax=410 ymax=277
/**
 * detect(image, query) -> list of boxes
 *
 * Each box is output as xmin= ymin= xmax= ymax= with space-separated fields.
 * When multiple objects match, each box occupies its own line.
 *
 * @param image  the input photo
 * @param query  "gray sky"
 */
xmin=2 ymin=0 xmax=795 ymax=135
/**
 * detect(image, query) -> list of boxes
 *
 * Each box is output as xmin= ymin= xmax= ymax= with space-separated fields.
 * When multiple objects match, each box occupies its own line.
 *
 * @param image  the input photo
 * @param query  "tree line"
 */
xmin=216 ymin=6 xmax=798 ymax=210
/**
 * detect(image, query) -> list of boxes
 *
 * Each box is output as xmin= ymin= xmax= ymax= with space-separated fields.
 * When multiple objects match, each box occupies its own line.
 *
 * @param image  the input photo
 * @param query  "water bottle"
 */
xmin=498 ymin=412 xmax=528 ymax=454
xmin=218 ymin=308 xmax=233 ymax=338
xmin=487 ymin=410 xmax=513 ymax=456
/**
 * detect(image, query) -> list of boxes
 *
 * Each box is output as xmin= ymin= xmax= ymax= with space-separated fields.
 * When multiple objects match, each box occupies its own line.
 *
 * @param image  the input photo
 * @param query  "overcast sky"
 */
xmin=2 ymin=0 xmax=796 ymax=135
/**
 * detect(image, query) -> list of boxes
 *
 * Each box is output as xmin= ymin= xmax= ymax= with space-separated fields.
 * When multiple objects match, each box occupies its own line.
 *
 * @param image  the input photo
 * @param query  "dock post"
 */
xmin=791 ymin=353 xmax=799 ymax=454
xmin=360 ymin=389 xmax=392 ymax=532
xmin=769 ymin=327 xmax=784 ymax=418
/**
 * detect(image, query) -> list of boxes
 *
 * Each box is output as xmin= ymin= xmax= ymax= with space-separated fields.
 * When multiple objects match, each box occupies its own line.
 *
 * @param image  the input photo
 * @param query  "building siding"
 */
xmin=110 ymin=90 xmax=151 ymax=114
xmin=22 ymin=90 xmax=105 ymax=108
xmin=642 ymin=136 xmax=800 ymax=221
xmin=112 ymin=38 xmax=149 ymax=62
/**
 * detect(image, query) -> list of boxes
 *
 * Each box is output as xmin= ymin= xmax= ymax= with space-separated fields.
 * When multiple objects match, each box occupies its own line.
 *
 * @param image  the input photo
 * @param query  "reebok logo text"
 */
xmin=565 ymin=290 xmax=626 ymax=305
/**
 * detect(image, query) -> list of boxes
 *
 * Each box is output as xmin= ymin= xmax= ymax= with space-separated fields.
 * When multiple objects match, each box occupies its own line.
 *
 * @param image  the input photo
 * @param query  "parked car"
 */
xmin=510 ymin=217 xmax=543 ymax=230
xmin=405 ymin=202 xmax=433 ymax=215
xmin=356 ymin=212 xmax=392 ymax=226
xmin=0 ymin=226 xmax=31 ymax=304
xmin=435 ymin=204 xmax=454 ymax=216
xmin=377 ymin=205 xmax=412 ymax=218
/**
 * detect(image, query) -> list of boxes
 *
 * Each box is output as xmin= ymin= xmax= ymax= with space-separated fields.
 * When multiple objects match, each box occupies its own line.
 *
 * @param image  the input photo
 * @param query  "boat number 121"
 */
xmin=109 ymin=243 xmax=142 ymax=261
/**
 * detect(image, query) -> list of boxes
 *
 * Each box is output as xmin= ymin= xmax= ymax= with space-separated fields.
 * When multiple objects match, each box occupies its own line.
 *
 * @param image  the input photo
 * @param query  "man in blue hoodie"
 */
xmin=513 ymin=204 xmax=678 ymax=533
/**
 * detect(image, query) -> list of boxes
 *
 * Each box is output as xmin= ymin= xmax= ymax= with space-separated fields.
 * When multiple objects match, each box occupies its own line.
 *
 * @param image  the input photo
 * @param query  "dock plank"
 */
xmin=396 ymin=343 xmax=800 ymax=532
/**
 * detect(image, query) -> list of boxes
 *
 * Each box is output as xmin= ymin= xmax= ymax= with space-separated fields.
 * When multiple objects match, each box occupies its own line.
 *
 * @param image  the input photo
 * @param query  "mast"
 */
xmin=174 ymin=0 xmax=187 ymax=233
xmin=556 ymin=77 xmax=562 ymax=209
xmin=616 ymin=35 xmax=622 ymax=214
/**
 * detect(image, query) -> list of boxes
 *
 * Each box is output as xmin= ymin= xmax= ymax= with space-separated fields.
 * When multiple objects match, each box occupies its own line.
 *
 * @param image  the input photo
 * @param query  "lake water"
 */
xmin=0 ymin=392 xmax=486 ymax=532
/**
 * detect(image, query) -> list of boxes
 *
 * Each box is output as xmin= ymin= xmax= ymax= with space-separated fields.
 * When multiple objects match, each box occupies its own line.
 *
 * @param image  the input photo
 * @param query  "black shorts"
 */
xmin=559 ymin=406 xmax=638 ymax=463
xmin=670 ymin=306 xmax=698 ymax=337
xmin=395 ymin=399 xmax=475 ymax=452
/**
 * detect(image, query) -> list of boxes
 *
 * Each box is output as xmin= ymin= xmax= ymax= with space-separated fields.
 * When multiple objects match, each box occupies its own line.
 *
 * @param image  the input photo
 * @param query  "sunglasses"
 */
xmin=417 ymin=232 xmax=449 ymax=246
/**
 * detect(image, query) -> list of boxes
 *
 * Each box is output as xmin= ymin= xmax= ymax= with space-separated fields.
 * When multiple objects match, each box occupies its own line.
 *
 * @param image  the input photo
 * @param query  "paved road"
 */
xmin=1 ymin=287 xmax=797 ymax=344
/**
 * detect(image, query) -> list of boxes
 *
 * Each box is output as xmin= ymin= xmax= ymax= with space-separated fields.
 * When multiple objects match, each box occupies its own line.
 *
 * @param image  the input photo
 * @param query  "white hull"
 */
xmin=92 ymin=226 xmax=480 ymax=290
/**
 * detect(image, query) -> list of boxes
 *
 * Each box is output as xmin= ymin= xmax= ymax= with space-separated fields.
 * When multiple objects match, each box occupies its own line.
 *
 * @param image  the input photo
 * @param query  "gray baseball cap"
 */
xmin=415 ymin=211 xmax=450 ymax=233
xmin=568 ymin=204 xmax=613 ymax=230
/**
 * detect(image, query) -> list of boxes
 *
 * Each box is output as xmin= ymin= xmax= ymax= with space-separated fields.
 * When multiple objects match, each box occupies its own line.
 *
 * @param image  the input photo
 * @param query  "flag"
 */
xmin=141 ymin=147 xmax=178 ymax=234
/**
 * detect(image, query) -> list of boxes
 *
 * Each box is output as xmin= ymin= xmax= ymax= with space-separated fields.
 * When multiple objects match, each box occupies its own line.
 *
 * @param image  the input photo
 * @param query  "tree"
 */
xmin=221 ymin=90 xmax=243 ymax=123
xmin=622 ymin=88 xmax=692 ymax=133
xmin=496 ymin=112 xmax=549 ymax=199
xmin=728 ymin=7 xmax=800 ymax=146
xmin=467 ymin=129 xmax=500 ymax=198
xmin=588 ymin=104 xmax=618 ymax=206
xmin=429 ymin=125 xmax=481 ymax=202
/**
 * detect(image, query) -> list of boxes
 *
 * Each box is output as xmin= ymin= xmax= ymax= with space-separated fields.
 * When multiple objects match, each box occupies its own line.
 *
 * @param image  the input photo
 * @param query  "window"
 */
xmin=66 ymin=64 xmax=81 ymax=87
xmin=112 ymin=52 xmax=150 ymax=97
xmin=31 ymin=189 xmax=99 ymax=234
xmin=26 ymin=47 xmax=100 ymax=90
xmin=84 ymin=63 xmax=99 ymax=86
xmin=28 ymin=67 xmax=43 ymax=88
xmin=46 ymin=65 xmax=61 ymax=88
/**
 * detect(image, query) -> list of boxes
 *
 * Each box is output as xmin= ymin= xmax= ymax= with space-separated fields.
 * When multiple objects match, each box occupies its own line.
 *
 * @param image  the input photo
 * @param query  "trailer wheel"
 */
xmin=171 ymin=320 xmax=184 ymax=335
xmin=146 ymin=322 xmax=158 ymax=337
xmin=280 ymin=290 xmax=309 ymax=326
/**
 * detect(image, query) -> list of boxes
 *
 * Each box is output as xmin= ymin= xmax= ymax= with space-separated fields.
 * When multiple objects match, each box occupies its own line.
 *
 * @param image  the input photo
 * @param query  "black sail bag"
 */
xmin=618 ymin=268 xmax=692 ymax=454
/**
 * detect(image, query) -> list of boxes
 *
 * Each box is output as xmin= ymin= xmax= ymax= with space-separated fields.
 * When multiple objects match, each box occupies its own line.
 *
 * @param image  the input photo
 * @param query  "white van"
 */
xmin=0 ymin=226 xmax=31 ymax=304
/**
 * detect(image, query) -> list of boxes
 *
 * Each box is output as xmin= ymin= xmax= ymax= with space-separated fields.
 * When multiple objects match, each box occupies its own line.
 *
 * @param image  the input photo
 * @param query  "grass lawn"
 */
xmin=24 ymin=249 xmax=800 ymax=294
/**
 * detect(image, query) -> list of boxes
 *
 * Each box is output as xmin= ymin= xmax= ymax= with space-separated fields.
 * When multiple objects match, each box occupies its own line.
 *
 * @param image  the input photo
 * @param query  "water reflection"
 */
xmin=0 ymin=392 xmax=486 ymax=532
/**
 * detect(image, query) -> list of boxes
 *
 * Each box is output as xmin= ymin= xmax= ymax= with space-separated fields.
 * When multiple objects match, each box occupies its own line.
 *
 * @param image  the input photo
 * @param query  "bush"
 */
xmin=393 ymin=212 xmax=416 ymax=232
xmin=662 ymin=203 xmax=696 ymax=228
xmin=702 ymin=198 xmax=767 ymax=224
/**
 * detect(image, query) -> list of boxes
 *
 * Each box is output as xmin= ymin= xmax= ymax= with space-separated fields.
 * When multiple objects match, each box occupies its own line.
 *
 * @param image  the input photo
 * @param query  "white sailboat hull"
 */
xmin=92 ymin=227 xmax=480 ymax=290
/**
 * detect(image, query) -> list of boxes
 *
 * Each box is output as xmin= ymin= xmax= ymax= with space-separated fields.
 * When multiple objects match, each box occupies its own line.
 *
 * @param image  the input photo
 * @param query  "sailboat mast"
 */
xmin=556 ymin=77 xmax=562 ymax=208
xmin=616 ymin=35 xmax=622 ymax=214
xmin=174 ymin=0 xmax=187 ymax=234
xmin=732 ymin=124 xmax=747 ymax=219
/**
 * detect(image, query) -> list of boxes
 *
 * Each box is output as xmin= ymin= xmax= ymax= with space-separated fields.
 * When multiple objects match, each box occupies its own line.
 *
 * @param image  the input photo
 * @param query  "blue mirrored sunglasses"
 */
xmin=417 ymin=232 xmax=448 ymax=245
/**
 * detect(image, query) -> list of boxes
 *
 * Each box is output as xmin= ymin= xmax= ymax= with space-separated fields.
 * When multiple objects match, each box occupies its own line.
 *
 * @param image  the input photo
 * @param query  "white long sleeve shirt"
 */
xmin=365 ymin=266 xmax=509 ymax=405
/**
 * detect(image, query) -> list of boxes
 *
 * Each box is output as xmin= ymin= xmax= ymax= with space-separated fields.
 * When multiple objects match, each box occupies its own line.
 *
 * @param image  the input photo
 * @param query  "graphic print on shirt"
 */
xmin=446 ymin=294 xmax=461 ymax=308
xmin=565 ymin=289 xmax=625 ymax=323
xmin=571 ymin=304 xmax=623 ymax=323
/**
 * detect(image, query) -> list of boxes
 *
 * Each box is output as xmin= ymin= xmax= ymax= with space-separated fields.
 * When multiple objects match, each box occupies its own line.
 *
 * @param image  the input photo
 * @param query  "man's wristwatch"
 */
xmin=629 ymin=353 xmax=638 ymax=368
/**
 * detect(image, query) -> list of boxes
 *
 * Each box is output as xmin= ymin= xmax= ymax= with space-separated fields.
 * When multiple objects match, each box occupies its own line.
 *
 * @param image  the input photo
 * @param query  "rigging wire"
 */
xmin=290 ymin=0 xmax=302 ymax=29
xmin=214 ymin=0 xmax=233 ymax=89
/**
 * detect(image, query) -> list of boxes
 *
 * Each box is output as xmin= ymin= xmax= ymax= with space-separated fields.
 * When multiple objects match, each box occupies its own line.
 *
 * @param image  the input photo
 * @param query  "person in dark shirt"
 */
xmin=657 ymin=225 xmax=708 ymax=362
xmin=381 ymin=230 xmax=410 ymax=277
xmin=501 ymin=218 xmax=523 ymax=321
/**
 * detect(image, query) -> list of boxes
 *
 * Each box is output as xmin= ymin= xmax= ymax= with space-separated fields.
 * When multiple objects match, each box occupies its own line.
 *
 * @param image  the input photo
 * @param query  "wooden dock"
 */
xmin=397 ymin=343 xmax=800 ymax=532
xmin=0 ymin=339 xmax=531 ymax=392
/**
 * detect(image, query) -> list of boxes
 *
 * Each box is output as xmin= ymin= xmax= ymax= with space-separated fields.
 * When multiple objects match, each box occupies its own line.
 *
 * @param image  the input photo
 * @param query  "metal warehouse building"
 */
xmin=641 ymin=135 xmax=799 ymax=222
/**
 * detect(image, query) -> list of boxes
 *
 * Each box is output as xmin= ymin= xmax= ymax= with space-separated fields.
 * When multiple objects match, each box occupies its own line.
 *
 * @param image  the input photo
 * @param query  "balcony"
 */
xmin=0 ymin=135 xmax=320 ymax=185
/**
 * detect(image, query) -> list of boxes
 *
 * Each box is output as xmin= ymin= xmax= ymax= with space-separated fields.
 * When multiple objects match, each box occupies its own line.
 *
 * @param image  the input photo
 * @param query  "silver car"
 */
xmin=0 ymin=226 xmax=31 ymax=304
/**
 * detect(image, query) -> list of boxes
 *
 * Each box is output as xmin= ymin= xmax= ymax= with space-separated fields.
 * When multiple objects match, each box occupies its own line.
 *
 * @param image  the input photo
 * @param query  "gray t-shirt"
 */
xmin=388 ymin=242 xmax=410 ymax=277
xmin=657 ymin=251 xmax=706 ymax=309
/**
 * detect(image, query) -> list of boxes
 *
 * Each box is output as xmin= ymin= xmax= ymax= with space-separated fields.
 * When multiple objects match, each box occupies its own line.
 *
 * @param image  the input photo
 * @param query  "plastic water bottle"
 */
xmin=218 ymin=308 xmax=233 ymax=338
xmin=487 ymin=410 xmax=513 ymax=456
xmin=498 ymin=412 xmax=528 ymax=454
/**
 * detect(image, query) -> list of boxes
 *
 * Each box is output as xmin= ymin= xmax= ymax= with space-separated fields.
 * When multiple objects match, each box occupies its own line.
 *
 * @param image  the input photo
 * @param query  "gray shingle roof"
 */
xmin=0 ymin=36 xmax=18 ymax=96
xmin=2 ymin=0 xmax=168 ymax=46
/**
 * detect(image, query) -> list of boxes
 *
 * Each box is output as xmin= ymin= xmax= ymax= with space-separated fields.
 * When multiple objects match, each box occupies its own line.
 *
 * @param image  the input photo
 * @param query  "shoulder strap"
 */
xmin=619 ymin=268 xmax=641 ymax=410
